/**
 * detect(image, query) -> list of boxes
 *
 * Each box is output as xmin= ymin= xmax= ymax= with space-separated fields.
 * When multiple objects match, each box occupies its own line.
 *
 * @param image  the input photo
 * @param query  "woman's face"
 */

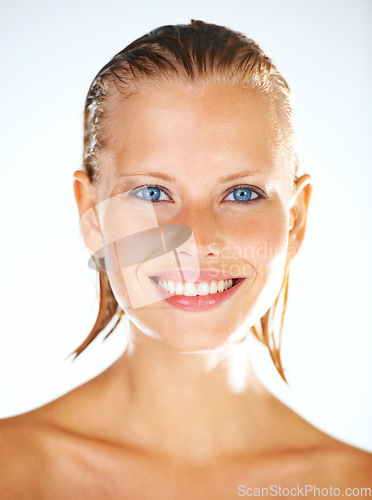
xmin=88 ymin=81 xmax=304 ymax=351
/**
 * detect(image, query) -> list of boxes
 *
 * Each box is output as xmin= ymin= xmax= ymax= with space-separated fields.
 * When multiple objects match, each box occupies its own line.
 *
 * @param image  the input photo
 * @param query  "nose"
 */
xmin=170 ymin=205 xmax=224 ymax=262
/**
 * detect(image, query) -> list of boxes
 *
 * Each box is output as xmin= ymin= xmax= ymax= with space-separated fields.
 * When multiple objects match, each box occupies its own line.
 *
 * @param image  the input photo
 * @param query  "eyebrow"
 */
xmin=218 ymin=168 xmax=262 ymax=183
xmin=117 ymin=168 xmax=262 ymax=183
xmin=117 ymin=171 xmax=176 ymax=182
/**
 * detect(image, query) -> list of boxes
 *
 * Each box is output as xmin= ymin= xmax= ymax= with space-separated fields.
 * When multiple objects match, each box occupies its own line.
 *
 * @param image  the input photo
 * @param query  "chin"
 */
xmin=110 ymin=266 xmax=281 ymax=351
xmin=124 ymin=302 xmax=252 ymax=353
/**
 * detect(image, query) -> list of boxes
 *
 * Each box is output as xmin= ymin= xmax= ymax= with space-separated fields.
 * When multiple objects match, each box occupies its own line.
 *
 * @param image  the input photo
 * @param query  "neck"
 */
xmin=100 ymin=321 xmax=280 ymax=466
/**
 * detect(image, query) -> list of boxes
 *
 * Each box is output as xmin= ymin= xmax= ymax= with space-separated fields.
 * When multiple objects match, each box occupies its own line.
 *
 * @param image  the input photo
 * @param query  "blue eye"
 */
xmin=130 ymin=184 xmax=264 ymax=204
xmin=224 ymin=186 xmax=260 ymax=203
xmin=131 ymin=186 xmax=170 ymax=202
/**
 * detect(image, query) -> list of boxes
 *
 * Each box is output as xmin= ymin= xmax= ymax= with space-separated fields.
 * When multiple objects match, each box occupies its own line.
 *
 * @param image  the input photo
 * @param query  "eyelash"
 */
xmin=130 ymin=185 xmax=173 ymax=203
xmin=224 ymin=184 xmax=265 ymax=204
xmin=129 ymin=184 xmax=266 ymax=204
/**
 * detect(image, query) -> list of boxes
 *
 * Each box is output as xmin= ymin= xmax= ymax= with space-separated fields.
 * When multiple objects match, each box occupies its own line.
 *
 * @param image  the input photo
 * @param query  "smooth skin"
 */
xmin=1 ymin=82 xmax=371 ymax=499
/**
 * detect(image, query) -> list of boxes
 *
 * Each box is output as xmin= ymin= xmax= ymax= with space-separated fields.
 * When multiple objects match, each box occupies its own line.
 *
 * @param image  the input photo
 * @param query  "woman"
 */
xmin=1 ymin=20 xmax=371 ymax=499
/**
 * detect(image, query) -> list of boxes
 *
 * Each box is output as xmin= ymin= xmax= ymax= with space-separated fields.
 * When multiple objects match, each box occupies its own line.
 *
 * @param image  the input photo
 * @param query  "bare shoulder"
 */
xmin=271 ymin=396 xmax=372 ymax=486
xmin=321 ymin=441 xmax=372 ymax=485
xmin=0 ymin=412 xmax=49 ymax=498
xmin=295 ymin=423 xmax=372 ymax=487
xmin=0 ymin=375 xmax=115 ymax=498
xmin=0 ymin=406 xmax=97 ymax=499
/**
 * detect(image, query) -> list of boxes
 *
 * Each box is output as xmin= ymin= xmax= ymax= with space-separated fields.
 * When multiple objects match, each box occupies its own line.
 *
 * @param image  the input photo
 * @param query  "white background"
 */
xmin=0 ymin=0 xmax=371 ymax=451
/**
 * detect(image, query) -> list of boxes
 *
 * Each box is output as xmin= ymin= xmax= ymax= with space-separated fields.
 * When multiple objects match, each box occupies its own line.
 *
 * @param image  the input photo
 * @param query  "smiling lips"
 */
xmin=147 ymin=268 xmax=246 ymax=311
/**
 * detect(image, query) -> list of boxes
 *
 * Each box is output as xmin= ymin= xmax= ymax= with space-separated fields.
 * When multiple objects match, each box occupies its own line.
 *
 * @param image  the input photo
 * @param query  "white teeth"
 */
xmin=196 ymin=282 xmax=210 ymax=296
xmin=184 ymin=282 xmax=197 ymax=296
xmin=168 ymin=280 xmax=175 ymax=294
xmin=155 ymin=278 xmax=235 ymax=295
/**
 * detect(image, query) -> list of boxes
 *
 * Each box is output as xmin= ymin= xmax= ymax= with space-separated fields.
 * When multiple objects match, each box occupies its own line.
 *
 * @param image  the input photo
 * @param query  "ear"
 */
xmin=287 ymin=174 xmax=312 ymax=262
xmin=73 ymin=170 xmax=103 ymax=254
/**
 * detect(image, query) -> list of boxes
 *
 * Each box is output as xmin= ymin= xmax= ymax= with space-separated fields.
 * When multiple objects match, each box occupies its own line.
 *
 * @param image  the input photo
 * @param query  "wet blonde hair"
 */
xmin=73 ymin=20 xmax=299 ymax=383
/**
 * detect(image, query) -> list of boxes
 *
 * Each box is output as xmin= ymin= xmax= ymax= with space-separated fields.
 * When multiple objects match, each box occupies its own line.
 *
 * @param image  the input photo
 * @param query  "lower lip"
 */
xmin=148 ymin=277 xmax=246 ymax=312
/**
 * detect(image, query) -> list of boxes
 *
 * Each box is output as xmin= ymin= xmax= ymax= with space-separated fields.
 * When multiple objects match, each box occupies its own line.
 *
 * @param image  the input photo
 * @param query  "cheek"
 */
xmin=222 ymin=205 xmax=290 ymax=323
xmin=93 ymin=195 xmax=162 ymax=311
xmin=106 ymin=270 xmax=130 ymax=309
xmin=98 ymin=197 xmax=158 ymax=244
xmin=224 ymin=205 xmax=289 ymax=280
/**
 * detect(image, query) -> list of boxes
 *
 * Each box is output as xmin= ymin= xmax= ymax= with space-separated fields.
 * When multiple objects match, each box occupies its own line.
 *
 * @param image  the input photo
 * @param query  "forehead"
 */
xmin=100 ymin=81 xmax=287 ymax=185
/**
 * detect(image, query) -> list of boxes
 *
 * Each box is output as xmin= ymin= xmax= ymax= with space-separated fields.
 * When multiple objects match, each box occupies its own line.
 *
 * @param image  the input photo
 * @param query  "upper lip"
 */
xmin=149 ymin=269 xmax=246 ymax=283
